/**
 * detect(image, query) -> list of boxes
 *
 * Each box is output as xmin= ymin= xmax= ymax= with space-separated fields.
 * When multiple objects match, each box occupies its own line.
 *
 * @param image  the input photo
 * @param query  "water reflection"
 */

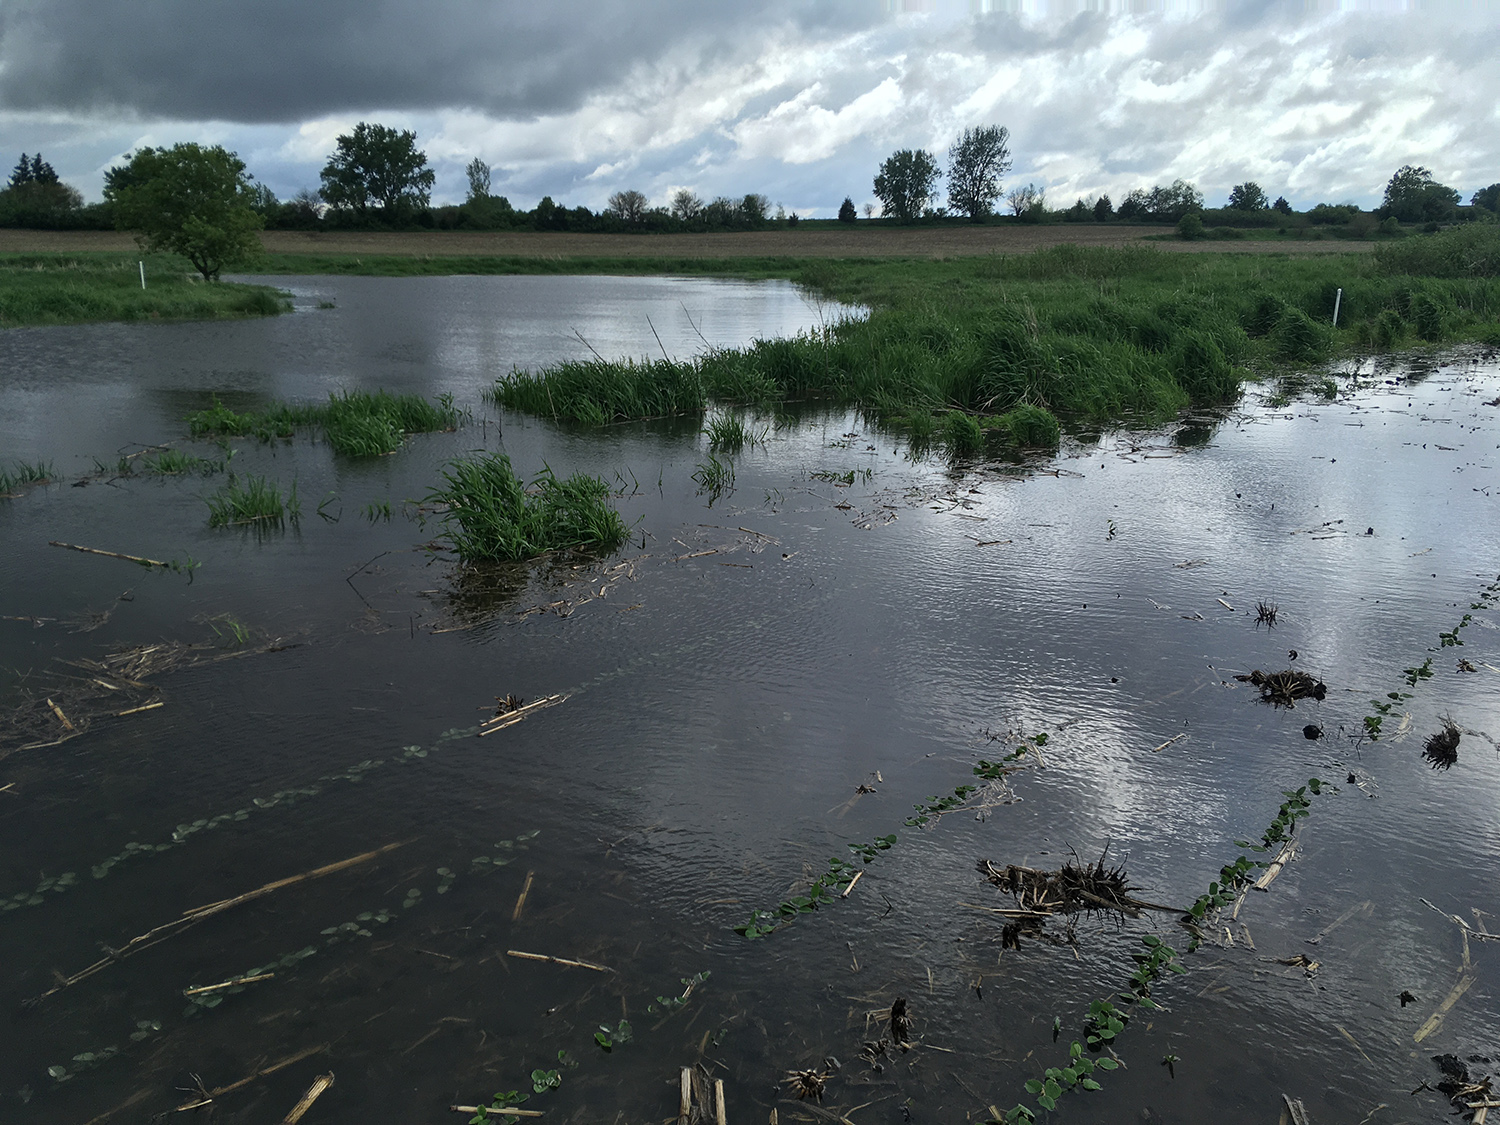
xmin=0 ymin=299 xmax=1497 ymax=1124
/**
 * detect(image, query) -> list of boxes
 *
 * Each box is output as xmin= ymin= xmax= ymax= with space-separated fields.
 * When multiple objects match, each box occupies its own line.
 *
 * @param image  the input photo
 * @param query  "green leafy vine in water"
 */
xmin=735 ymin=734 xmax=1044 ymax=939
xmin=992 ymin=779 xmax=1331 ymax=1123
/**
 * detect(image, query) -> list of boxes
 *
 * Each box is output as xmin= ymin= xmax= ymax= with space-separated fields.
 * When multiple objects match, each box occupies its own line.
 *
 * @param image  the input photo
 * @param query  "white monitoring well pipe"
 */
xmin=1332 ymin=287 xmax=1342 ymax=327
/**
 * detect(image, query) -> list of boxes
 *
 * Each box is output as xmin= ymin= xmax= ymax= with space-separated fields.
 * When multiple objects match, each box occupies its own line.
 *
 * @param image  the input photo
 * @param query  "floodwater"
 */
xmin=1 ymin=275 xmax=1497 ymax=1125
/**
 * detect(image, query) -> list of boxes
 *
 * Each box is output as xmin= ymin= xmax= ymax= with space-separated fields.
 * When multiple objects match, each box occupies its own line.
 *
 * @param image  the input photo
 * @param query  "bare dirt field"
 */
xmin=0 ymin=225 xmax=1373 ymax=259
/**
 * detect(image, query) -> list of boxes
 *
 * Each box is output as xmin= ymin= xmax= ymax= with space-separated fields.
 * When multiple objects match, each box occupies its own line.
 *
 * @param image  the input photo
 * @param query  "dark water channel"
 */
xmin=1 ymin=276 xmax=1498 ymax=1125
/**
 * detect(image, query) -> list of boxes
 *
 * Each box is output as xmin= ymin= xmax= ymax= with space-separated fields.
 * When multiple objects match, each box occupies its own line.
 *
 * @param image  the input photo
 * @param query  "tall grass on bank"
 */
xmin=484 ymin=242 xmax=1500 ymax=449
xmin=0 ymin=254 xmax=286 ymax=328
xmin=187 ymin=389 xmax=461 ymax=455
xmin=205 ymin=474 xmax=299 ymax=528
xmin=425 ymin=453 xmax=629 ymax=562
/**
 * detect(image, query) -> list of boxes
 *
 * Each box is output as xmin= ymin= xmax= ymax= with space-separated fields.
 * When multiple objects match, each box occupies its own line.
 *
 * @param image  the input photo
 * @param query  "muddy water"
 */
xmin=1 ymin=280 xmax=1497 ymax=1125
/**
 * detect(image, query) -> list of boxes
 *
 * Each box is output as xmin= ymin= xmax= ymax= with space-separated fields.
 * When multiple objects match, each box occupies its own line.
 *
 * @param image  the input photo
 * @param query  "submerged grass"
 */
xmin=205 ymin=474 xmax=299 ymax=528
xmin=0 ymin=254 xmax=287 ymax=327
xmin=426 ymin=453 xmax=629 ymax=562
xmin=480 ymin=243 xmax=1500 ymax=445
xmin=187 ymin=389 xmax=461 ymax=455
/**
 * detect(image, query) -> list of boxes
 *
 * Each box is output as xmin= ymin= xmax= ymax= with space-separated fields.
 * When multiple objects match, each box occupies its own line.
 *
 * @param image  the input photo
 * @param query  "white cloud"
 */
xmin=2 ymin=4 xmax=1497 ymax=213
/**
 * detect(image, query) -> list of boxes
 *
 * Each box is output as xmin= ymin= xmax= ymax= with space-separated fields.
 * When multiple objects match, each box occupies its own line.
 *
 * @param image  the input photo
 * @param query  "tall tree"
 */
xmin=607 ymin=190 xmax=649 ymax=223
xmin=465 ymin=158 xmax=491 ymax=201
xmin=946 ymin=125 xmax=1011 ymax=221
xmin=873 ymin=149 xmax=940 ymax=223
xmin=1380 ymin=165 xmax=1460 ymax=223
xmin=1006 ymin=183 xmax=1043 ymax=216
xmin=1227 ymin=182 xmax=1270 ymax=210
xmin=741 ymin=193 xmax=770 ymax=226
xmin=1473 ymin=183 xmax=1500 ymax=213
xmin=103 ymin=143 xmax=262 ymax=280
xmin=670 ymin=189 xmax=703 ymax=222
xmin=319 ymin=123 xmax=434 ymax=220
xmin=9 ymin=153 xmax=30 ymax=187
xmin=838 ymin=196 xmax=857 ymax=223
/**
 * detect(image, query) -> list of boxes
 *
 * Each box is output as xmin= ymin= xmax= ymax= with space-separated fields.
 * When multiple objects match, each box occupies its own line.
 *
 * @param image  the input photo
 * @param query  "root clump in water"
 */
xmin=980 ymin=853 xmax=1138 ymax=916
xmin=1422 ymin=717 xmax=1461 ymax=770
xmin=1235 ymin=668 xmax=1327 ymax=706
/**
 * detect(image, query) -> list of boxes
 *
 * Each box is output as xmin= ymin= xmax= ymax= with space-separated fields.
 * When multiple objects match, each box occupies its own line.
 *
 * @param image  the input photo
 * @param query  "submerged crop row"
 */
xmin=490 ymin=242 xmax=1500 ymax=453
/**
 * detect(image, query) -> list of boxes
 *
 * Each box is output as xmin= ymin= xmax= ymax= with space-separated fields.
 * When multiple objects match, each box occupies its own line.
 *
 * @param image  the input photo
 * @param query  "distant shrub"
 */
xmin=1176 ymin=212 xmax=1205 ymax=240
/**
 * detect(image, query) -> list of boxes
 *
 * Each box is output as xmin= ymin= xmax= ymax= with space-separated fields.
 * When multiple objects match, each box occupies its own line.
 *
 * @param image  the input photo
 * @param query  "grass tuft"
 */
xmin=426 ymin=453 xmax=629 ymax=562
xmin=0 ymin=459 xmax=54 ymax=493
xmin=187 ymin=389 xmax=460 ymax=455
xmin=205 ymin=475 xmax=299 ymax=528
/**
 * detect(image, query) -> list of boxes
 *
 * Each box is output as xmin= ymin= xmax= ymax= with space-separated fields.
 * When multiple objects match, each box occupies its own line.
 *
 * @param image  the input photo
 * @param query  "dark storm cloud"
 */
xmin=0 ymin=0 xmax=877 ymax=123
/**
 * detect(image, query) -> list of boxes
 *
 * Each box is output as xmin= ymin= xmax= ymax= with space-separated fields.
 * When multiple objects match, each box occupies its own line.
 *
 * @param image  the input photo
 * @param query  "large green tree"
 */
xmin=1227 ymin=181 xmax=1270 ymax=210
xmin=946 ymin=125 xmax=1011 ymax=221
xmin=104 ymin=144 xmax=262 ymax=281
xmin=319 ymin=123 xmax=434 ymax=220
xmin=874 ymin=149 xmax=940 ymax=223
xmin=1380 ymin=165 xmax=1460 ymax=223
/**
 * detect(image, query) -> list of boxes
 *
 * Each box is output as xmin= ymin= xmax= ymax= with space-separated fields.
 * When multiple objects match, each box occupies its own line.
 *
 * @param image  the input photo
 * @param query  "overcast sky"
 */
xmin=0 ymin=0 xmax=1495 ymax=216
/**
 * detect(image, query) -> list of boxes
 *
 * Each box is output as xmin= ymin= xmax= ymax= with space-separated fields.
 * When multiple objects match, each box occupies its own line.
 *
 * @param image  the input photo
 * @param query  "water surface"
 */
xmin=0 ymin=279 xmax=1497 ymax=1125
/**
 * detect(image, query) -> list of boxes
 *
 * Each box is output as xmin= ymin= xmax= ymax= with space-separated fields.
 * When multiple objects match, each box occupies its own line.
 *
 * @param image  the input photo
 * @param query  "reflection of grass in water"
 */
xmin=187 ymin=389 xmax=461 ymax=456
xmin=427 ymin=453 xmax=629 ymax=562
xmin=205 ymin=474 xmax=299 ymax=527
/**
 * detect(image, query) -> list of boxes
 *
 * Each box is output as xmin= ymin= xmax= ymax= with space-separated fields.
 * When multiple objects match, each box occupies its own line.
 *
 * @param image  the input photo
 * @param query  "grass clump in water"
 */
xmin=187 ymin=389 xmax=460 ymax=456
xmin=1000 ymin=403 xmax=1062 ymax=449
xmin=942 ymin=412 xmax=985 ymax=457
xmin=426 ymin=453 xmax=629 ymax=562
xmin=205 ymin=475 xmax=299 ymax=528
xmin=691 ymin=454 xmax=735 ymax=496
xmin=491 ymin=358 xmax=703 ymax=425
xmin=0 ymin=460 xmax=54 ymax=493
xmin=704 ymin=412 xmax=765 ymax=452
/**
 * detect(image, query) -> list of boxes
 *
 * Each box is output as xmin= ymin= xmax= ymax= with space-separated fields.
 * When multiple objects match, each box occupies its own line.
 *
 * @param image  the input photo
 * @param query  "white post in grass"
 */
xmin=139 ymin=261 xmax=146 ymax=290
xmin=1332 ymin=287 xmax=1342 ymax=327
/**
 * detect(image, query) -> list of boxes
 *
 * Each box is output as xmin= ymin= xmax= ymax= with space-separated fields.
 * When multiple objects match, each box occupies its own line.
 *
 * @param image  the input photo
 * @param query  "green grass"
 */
xmin=492 ymin=358 xmax=703 ymax=424
xmin=0 ymin=254 xmax=287 ymax=327
xmin=140 ymin=448 xmax=221 ymax=475
xmin=205 ymin=474 xmax=299 ymax=528
xmin=425 ymin=453 xmax=629 ymax=562
xmin=691 ymin=454 xmax=735 ymax=495
xmin=247 ymin=239 xmax=1500 ymax=439
xmin=0 ymin=459 xmax=54 ymax=493
xmin=187 ymin=389 xmax=461 ymax=455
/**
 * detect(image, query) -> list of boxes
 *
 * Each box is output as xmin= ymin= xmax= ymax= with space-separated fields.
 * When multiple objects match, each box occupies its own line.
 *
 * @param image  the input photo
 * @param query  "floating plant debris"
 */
xmin=1235 ymin=669 xmax=1327 ymax=706
xmin=1422 ymin=718 xmax=1461 ymax=770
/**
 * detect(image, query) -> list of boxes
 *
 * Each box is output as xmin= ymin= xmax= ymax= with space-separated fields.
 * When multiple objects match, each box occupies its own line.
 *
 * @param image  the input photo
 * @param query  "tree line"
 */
xmin=0 ymin=119 xmax=1495 ymax=280
xmin=868 ymin=130 xmax=1491 ymax=232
